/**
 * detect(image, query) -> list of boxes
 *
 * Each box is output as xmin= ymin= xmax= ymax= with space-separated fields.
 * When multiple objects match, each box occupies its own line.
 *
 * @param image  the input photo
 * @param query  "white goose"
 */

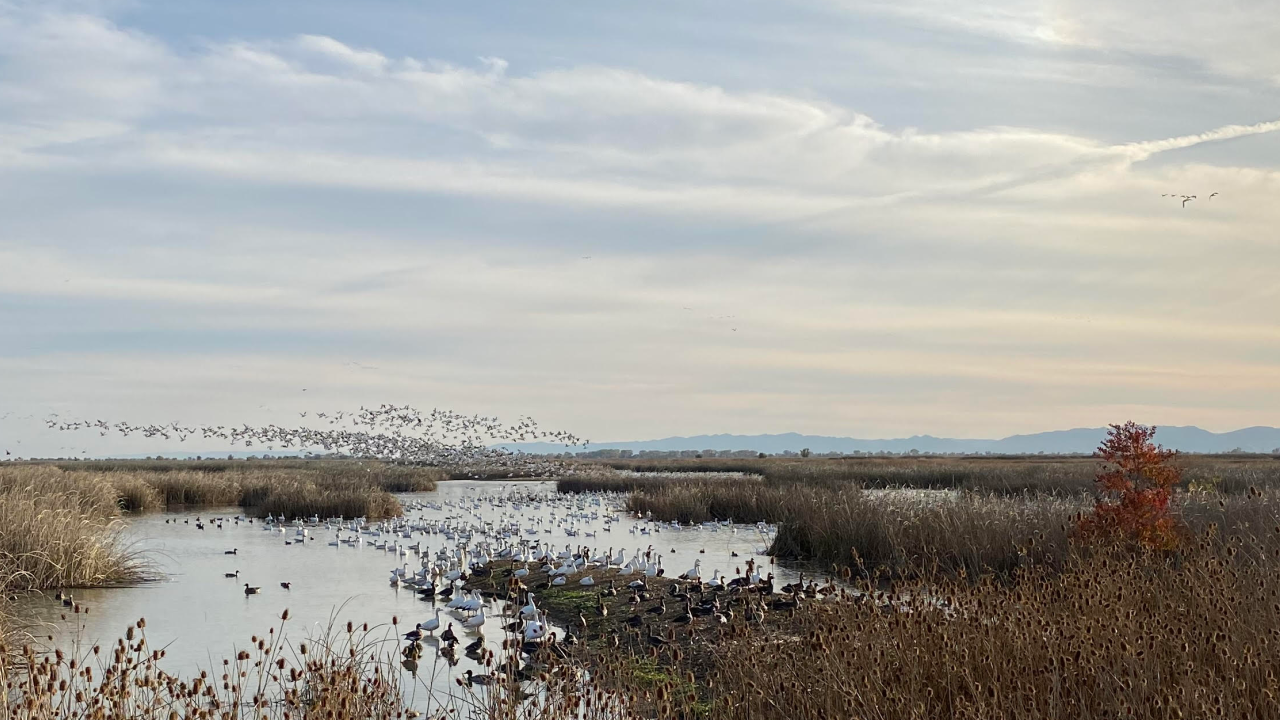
xmin=520 ymin=595 xmax=538 ymax=620
xmin=523 ymin=613 xmax=547 ymax=642
xmin=463 ymin=607 xmax=486 ymax=630
xmin=422 ymin=608 xmax=442 ymax=635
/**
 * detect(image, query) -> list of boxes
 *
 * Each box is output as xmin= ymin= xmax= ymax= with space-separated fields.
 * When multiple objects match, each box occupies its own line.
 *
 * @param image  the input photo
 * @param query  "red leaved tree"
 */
xmin=1077 ymin=421 xmax=1182 ymax=550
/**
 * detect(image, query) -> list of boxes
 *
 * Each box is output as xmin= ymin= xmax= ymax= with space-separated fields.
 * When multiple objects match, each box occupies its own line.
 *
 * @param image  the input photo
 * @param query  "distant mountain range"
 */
xmin=501 ymin=426 xmax=1280 ymax=455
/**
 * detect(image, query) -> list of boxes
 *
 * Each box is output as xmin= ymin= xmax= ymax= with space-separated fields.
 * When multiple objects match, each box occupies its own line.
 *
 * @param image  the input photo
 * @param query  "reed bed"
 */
xmin=763 ymin=459 xmax=1098 ymax=494
xmin=765 ymin=488 xmax=1280 ymax=579
xmin=711 ymin=531 xmax=1280 ymax=720
xmin=767 ymin=487 xmax=1083 ymax=578
xmin=19 ymin=459 xmax=443 ymax=519
xmin=627 ymin=480 xmax=790 ymax=526
xmin=0 ymin=467 xmax=147 ymax=594
xmin=0 ymin=612 xmax=410 ymax=720
xmin=567 ymin=466 xmax=1280 ymax=581
xmin=601 ymin=454 xmax=1280 ymax=495
xmin=557 ymin=470 xmax=750 ymax=495
xmin=2 ymin=608 xmax=647 ymax=720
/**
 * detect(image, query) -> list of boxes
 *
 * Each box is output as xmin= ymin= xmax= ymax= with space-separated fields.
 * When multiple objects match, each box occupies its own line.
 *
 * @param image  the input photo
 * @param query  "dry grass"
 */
xmin=0 ymin=611 xmax=410 ymax=720
xmin=710 ymin=531 xmax=1280 ymax=719
xmin=468 ymin=512 xmax=1280 ymax=720
xmin=559 ymin=470 xmax=774 ymax=521
xmin=768 ymin=487 xmax=1280 ymax=579
xmin=20 ymin=459 xmax=444 ymax=519
xmin=0 ymin=466 xmax=147 ymax=594
xmin=567 ymin=466 xmax=1280 ymax=582
xmin=767 ymin=487 xmax=1083 ymax=578
xmin=599 ymin=454 xmax=1280 ymax=495
xmin=2 ymin=607 xmax=643 ymax=719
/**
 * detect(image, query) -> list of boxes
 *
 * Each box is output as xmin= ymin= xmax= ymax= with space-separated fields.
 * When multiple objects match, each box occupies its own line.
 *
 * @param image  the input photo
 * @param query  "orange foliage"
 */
xmin=1077 ymin=421 xmax=1182 ymax=550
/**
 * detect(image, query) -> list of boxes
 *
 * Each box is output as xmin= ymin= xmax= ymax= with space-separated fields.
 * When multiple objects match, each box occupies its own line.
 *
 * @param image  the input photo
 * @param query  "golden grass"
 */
xmin=598 ymin=454 xmax=1280 ymax=495
xmin=566 ymin=466 xmax=1280 ymax=581
xmin=1 ymin=607 xmax=640 ymax=719
xmin=466 ymin=514 xmax=1280 ymax=720
xmin=0 ymin=611 xmax=410 ymax=720
xmin=20 ymin=459 xmax=444 ymax=519
xmin=709 ymin=531 xmax=1280 ymax=719
xmin=0 ymin=467 xmax=147 ymax=594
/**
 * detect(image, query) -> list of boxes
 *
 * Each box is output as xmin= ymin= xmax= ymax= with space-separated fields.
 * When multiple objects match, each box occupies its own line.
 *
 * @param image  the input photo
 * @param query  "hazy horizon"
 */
xmin=4 ymin=0 xmax=1280 ymax=459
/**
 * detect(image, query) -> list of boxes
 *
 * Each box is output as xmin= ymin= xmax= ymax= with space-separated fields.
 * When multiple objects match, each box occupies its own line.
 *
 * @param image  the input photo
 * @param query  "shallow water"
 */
xmin=14 ymin=480 xmax=791 ymax=708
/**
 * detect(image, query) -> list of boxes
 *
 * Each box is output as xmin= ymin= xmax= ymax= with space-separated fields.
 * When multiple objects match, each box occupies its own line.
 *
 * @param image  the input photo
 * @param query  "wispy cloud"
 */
xmin=1 ymin=1 xmax=1279 ymax=456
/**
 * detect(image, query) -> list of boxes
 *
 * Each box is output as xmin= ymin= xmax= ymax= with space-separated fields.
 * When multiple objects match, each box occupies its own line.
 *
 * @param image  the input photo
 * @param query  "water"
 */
xmin=13 ymin=480 xmax=793 ymax=708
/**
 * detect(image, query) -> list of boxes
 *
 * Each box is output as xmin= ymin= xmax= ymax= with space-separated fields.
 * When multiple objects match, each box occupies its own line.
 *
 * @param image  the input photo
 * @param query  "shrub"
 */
xmin=1077 ymin=422 xmax=1182 ymax=550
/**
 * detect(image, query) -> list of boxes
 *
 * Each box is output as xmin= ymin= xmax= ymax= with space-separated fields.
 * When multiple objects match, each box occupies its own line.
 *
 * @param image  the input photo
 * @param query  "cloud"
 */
xmin=3 ymin=7 xmax=1277 ymax=220
xmin=1124 ymin=119 xmax=1280 ymax=161
xmin=845 ymin=0 xmax=1280 ymax=85
xmin=2 ymin=1 xmax=1280 ymax=454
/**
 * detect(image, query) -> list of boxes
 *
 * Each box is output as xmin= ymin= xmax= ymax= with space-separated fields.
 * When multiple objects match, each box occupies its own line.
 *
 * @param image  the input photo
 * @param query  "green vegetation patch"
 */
xmin=537 ymin=586 xmax=598 ymax=615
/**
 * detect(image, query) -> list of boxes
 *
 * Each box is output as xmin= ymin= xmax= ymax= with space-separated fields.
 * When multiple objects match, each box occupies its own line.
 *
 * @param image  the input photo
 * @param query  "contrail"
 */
xmin=1121 ymin=118 xmax=1280 ymax=161
xmin=783 ymin=116 xmax=1280 ymax=227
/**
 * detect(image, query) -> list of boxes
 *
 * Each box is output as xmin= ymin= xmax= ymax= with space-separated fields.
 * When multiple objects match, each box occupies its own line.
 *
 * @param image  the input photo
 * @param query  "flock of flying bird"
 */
xmin=41 ymin=404 xmax=582 ymax=472
xmin=1162 ymin=191 xmax=1219 ymax=208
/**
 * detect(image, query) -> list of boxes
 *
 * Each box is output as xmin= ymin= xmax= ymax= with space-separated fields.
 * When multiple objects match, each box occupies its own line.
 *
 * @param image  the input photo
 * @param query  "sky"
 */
xmin=3 ymin=0 xmax=1280 ymax=457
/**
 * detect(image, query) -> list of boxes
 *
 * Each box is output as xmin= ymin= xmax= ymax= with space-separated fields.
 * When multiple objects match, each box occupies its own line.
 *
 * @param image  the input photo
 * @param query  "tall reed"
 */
xmin=0 ymin=467 xmax=146 ymax=593
xmin=600 ymin=455 xmax=1280 ymax=495
xmin=711 ymin=529 xmax=1280 ymax=720
xmin=18 ymin=459 xmax=443 ymax=519
xmin=0 ymin=611 xmax=409 ymax=720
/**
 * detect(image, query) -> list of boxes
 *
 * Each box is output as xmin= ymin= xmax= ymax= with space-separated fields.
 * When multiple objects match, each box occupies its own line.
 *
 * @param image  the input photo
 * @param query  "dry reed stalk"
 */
xmin=709 ymin=528 xmax=1280 ymax=720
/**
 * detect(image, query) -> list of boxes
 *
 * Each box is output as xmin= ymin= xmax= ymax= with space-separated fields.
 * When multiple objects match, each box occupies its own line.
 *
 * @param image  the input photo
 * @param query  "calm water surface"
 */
xmin=16 ymin=480 xmax=789 ymax=707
